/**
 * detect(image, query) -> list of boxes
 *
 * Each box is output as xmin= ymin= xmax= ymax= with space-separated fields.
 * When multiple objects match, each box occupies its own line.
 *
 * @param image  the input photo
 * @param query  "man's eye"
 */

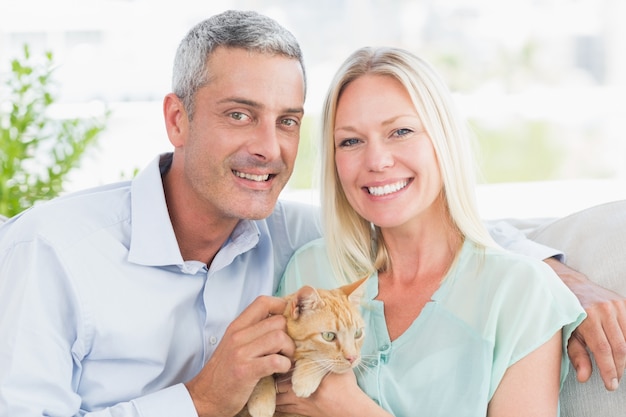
xmin=280 ymin=118 xmax=299 ymax=127
xmin=230 ymin=112 xmax=249 ymax=121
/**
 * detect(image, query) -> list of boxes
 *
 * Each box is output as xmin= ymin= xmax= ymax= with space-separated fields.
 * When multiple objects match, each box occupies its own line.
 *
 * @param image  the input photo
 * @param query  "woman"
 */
xmin=276 ymin=47 xmax=586 ymax=416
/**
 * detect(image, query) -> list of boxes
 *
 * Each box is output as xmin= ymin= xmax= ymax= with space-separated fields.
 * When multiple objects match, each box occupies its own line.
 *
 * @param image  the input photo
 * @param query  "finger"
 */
xmin=600 ymin=313 xmax=626 ymax=386
xmin=232 ymin=325 xmax=295 ymax=365
xmin=217 ymin=338 xmax=292 ymax=384
xmin=213 ymin=321 xmax=294 ymax=383
xmin=229 ymin=295 xmax=288 ymax=331
xmin=583 ymin=328 xmax=620 ymax=391
xmin=275 ymin=384 xmax=298 ymax=408
xmin=249 ymin=349 xmax=293 ymax=377
xmin=251 ymin=327 xmax=295 ymax=361
xmin=581 ymin=300 xmax=626 ymax=390
xmin=234 ymin=314 xmax=289 ymax=345
xmin=567 ymin=334 xmax=592 ymax=383
xmin=274 ymin=374 xmax=293 ymax=396
xmin=612 ymin=301 xmax=626 ymax=380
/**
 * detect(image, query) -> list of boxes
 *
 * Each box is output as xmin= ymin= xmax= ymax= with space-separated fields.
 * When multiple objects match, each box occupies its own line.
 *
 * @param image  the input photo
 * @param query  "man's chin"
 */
xmin=236 ymin=197 xmax=279 ymax=220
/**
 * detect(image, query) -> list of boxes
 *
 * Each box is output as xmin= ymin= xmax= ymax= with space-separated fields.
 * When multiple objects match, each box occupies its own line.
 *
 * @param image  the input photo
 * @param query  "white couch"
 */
xmin=528 ymin=199 xmax=626 ymax=417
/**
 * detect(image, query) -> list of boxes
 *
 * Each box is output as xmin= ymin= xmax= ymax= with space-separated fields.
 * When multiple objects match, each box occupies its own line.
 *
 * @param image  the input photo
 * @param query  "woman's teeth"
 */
xmin=368 ymin=180 xmax=409 ymax=196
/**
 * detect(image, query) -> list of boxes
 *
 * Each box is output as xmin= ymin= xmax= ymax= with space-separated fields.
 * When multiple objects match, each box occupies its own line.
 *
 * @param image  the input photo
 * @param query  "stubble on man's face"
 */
xmin=181 ymin=47 xmax=305 ymax=222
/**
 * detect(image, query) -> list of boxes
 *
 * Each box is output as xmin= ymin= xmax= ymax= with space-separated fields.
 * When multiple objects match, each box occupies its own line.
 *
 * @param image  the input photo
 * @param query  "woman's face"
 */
xmin=333 ymin=74 xmax=444 ymax=230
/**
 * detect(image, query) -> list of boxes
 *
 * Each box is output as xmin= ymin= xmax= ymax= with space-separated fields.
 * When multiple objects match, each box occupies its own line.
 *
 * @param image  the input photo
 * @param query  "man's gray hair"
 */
xmin=172 ymin=10 xmax=306 ymax=119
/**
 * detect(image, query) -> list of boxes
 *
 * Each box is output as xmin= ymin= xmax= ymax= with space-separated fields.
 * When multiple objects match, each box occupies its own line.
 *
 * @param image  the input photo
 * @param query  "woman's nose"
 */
xmin=365 ymin=142 xmax=394 ymax=171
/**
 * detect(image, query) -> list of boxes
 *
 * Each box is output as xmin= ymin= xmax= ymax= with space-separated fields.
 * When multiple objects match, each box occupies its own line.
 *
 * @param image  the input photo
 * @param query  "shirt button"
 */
xmin=209 ymin=336 xmax=218 ymax=345
xmin=380 ymin=344 xmax=389 ymax=351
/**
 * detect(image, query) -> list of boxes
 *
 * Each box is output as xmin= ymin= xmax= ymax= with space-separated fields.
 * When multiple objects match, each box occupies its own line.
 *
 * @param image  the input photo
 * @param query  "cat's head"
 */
xmin=284 ymin=282 xmax=365 ymax=372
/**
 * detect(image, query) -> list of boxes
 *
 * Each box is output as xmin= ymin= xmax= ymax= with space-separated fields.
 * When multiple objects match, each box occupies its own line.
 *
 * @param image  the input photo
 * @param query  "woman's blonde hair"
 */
xmin=320 ymin=46 xmax=498 ymax=283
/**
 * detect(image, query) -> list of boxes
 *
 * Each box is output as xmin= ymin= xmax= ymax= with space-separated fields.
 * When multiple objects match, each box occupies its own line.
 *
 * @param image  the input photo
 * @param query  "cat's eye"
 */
xmin=321 ymin=331 xmax=336 ymax=341
xmin=355 ymin=328 xmax=363 ymax=338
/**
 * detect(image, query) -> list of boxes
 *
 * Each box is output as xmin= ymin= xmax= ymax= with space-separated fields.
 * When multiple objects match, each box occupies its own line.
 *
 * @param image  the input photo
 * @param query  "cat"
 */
xmin=237 ymin=279 xmax=366 ymax=417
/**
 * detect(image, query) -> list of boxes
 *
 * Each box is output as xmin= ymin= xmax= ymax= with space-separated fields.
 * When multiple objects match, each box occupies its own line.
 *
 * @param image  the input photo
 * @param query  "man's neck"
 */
xmin=161 ymin=155 xmax=239 ymax=265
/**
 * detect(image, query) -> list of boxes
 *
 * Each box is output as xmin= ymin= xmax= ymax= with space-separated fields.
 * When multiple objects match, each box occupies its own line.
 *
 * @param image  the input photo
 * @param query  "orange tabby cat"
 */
xmin=237 ymin=280 xmax=365 ymax=417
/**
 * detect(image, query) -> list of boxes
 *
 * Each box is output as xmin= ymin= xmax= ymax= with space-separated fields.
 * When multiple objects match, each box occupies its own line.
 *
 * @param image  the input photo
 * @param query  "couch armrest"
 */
xmin=528 ymin=200 xmax=626 ymax=417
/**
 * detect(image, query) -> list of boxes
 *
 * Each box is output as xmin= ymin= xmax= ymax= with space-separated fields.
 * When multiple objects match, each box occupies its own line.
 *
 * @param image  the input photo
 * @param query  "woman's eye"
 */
xmin=394 ymin=128 xmax=413 ymax=137
xmin=322 ymin=331 xmax=336 ymax=341
xmin=338 ymin=138 xmax=360 ymax=148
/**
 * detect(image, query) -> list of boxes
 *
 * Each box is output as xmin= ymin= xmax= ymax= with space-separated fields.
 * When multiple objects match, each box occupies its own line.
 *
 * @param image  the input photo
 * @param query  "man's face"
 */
xmin=174 ymin=47 xmax=305 ymax=221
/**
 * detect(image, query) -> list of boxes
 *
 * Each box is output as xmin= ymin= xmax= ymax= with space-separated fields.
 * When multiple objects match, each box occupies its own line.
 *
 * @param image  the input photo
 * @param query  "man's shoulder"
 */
xmin=0 ymin=181 xmax=133 ymax=247
xmin=266 ymin=199 xmax=321 ymax=234
xmin=272 ymin=199 xmax=320 ymax=216
xmin=259 ymin=200 xmax=322 ymax=282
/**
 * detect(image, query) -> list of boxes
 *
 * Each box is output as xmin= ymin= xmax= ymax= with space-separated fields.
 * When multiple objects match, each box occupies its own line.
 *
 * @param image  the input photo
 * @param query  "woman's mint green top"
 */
xmin=278 ymin=239 xmax=586 ymax=417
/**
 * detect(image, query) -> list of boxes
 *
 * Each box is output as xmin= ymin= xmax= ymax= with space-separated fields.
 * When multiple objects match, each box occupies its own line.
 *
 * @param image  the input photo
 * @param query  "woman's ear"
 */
xmin=163 ymin=93 xmax=189 ymax=148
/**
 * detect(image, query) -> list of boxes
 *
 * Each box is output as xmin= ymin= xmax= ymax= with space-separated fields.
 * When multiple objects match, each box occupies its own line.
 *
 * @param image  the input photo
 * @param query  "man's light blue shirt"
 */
xmin=0 ymin=154 xmax=321 ymax=416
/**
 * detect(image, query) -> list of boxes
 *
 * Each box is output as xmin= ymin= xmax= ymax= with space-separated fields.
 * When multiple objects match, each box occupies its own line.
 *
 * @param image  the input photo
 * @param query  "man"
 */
xmin=0 ymin=9 xmax=623 ymax=417
xmin=0 ymin=11 xmax=316 ymax=417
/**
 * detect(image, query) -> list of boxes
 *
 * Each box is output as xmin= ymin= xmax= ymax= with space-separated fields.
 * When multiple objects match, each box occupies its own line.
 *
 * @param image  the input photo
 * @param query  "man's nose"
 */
xmin=248 ymin=121 xmax=281 ymax=161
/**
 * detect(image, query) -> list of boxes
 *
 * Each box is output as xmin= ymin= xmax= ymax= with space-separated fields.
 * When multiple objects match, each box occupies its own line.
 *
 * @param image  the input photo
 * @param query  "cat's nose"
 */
xmin=345 ymin=355 xmax=357 ymax=363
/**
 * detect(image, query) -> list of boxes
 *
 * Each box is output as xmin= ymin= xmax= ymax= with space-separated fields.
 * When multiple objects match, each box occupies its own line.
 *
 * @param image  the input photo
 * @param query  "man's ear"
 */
xmin=163 ymin=93 xmax=189 ymax=148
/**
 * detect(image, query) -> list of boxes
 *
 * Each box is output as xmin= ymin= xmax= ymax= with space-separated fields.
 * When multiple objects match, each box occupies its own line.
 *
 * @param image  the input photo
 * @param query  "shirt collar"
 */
xmin=128 ymin=154 xmax=184 ymax=267
xmin=127 ymin=153 xmax=261 ymax=271
xmin=208 ymin=219 xmax=260 ymax=274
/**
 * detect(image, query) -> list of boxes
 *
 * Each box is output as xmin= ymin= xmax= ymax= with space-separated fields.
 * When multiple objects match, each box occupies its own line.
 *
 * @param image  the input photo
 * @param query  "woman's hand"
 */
xmin=275 ymin=371 xmax=392 ymax=417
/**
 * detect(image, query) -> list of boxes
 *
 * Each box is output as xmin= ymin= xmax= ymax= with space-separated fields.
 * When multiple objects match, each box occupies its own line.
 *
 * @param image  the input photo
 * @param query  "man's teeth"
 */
xmin=234 ymin=171 xmax=270 ymax=182
xmin=368 ymin=180 xmax=409 ymax=196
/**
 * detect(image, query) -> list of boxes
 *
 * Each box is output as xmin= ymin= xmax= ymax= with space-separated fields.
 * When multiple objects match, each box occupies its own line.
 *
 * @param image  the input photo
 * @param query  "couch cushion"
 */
xmin=529 ymin=199 xmax=626 ymax=417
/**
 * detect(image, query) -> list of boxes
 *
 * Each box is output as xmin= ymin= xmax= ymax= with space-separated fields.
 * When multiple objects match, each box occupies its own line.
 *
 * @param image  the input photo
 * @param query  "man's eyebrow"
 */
xmin=218 ymin=97 xmax=304 ymax=115
xmin=217 ymin=97 xmax=260 ymax=107
xmin=285 ymin=106 xmax=305 ymax=115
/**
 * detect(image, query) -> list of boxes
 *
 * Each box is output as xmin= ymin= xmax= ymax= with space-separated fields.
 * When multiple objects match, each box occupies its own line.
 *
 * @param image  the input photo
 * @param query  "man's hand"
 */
xmin=545 ymin=257 xmax=626 ymax=391
xmin=185 ymin=295 xmax=294 ymax=417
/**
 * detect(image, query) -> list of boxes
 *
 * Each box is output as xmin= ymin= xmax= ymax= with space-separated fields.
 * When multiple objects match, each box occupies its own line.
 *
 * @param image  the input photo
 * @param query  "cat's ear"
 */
xmin=338 ymin=277 xmax=367 ymax=306
xmin=291 ymin=286 xmax=323 ymax=319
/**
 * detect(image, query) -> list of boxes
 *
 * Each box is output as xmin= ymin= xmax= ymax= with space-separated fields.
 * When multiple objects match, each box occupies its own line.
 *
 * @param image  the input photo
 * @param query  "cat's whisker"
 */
xmin=354 ymin=360 xmax=376 ymax=379
xmin=358 ymin=355 xmax=379 ymax=366
xmin=294 ymin=362 xmax=335 ymax=379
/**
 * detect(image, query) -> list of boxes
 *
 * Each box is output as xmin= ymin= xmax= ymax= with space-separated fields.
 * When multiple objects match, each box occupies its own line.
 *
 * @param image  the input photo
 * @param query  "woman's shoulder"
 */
xmin=455 ymin=242 xmax=585 ymax=334
xmin=465 ymin=240 xmax=556 ymax=281
xmin=451 ymin=240 xmax=576 ymax=308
